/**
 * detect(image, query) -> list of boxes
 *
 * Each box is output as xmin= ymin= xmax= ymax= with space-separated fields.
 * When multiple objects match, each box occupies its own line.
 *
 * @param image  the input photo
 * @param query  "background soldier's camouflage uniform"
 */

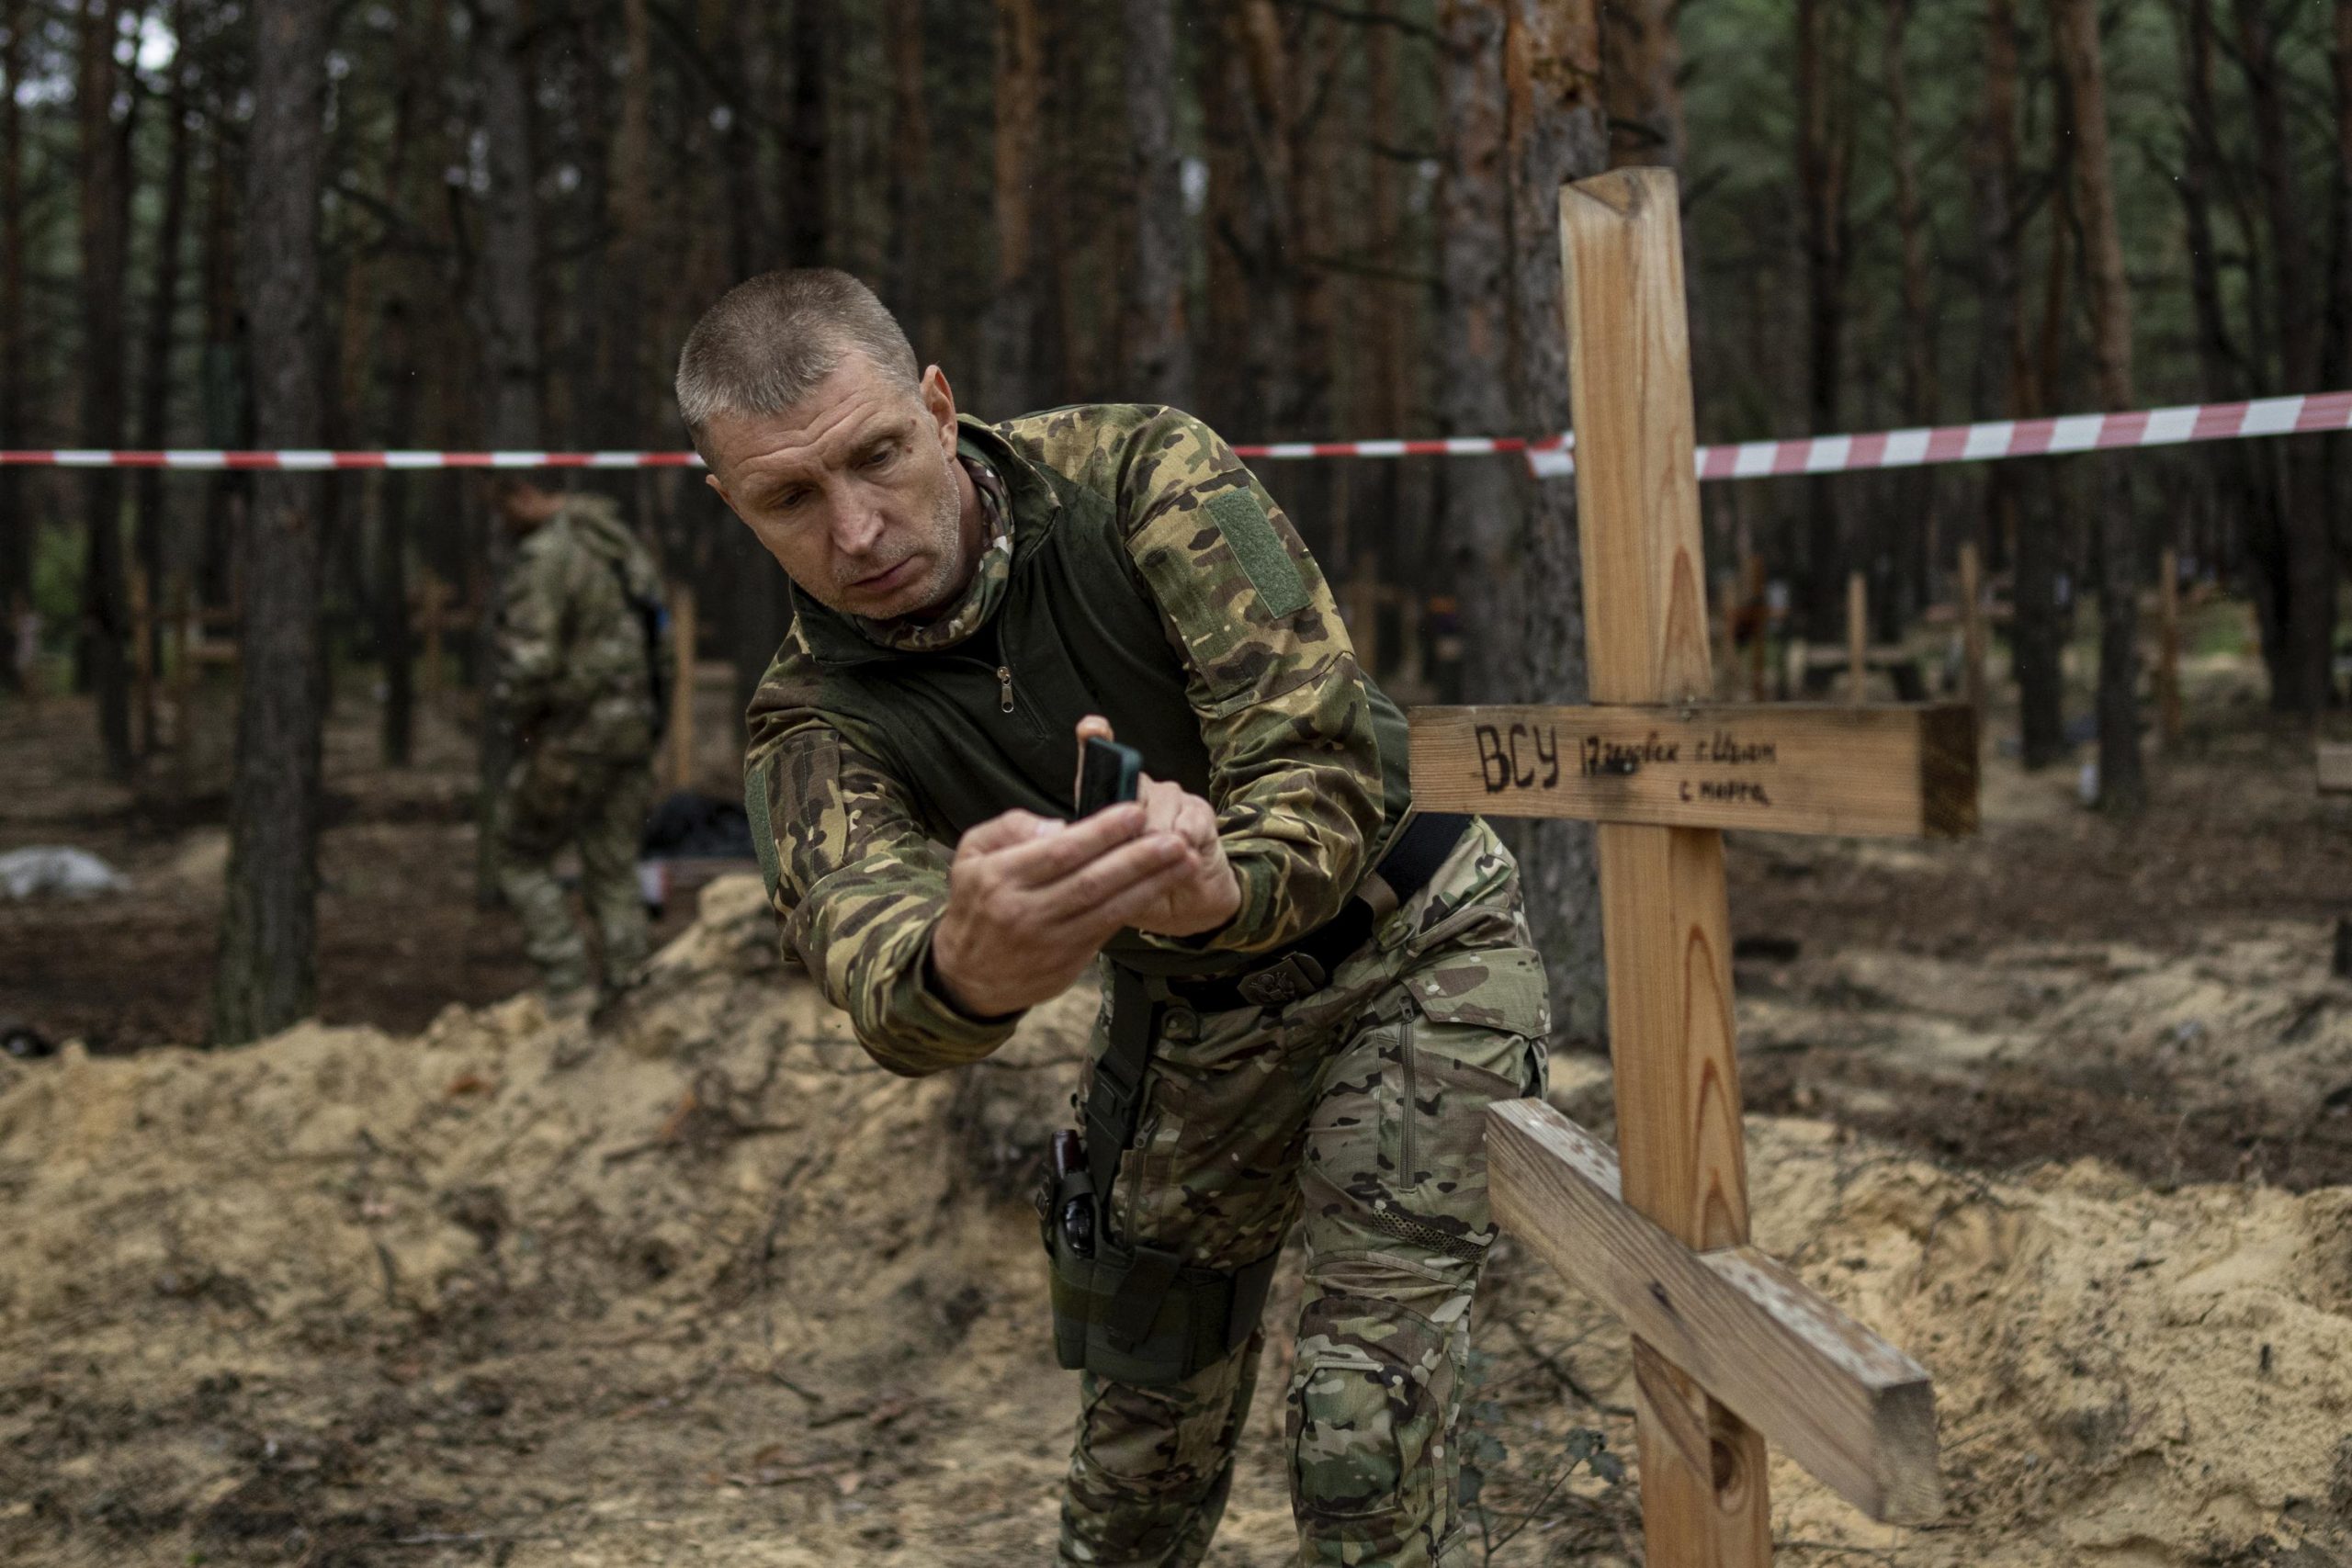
xmin=743 ymin=405 xmax=1552 ymax=1566
xmin=492 ymin=492 xmax=671 ymax=1000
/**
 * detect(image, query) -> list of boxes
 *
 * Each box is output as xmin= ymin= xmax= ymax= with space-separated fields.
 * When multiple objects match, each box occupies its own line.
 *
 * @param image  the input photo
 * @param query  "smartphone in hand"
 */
xmin=1075 ymin=737 xmax=1143 ymax=817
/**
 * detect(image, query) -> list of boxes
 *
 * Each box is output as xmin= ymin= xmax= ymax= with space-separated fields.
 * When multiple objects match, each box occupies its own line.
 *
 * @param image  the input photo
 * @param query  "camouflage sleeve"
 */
xmin=1105 ymin=407 xmax=1385 ymax=955
xmin=493 ymin=536 xmax=569 ymax=726
xmin=743 ymin=634 xmax=1022 ymax=1076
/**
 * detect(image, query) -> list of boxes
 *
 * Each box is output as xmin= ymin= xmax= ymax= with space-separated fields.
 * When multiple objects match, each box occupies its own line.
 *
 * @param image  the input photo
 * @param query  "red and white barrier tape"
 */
xmin=4 ymin=389 xmax=2348 ymax=476
xmin=1525 ymin=389 xmax=2352 ymax=481
xmin=0 ymin=448 xmax=704 ymax=469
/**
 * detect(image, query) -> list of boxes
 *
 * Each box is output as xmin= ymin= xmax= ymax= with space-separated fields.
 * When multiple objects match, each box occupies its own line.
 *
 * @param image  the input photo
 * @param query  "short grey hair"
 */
xmin=673 ymin=269 xmax=921 ymax=453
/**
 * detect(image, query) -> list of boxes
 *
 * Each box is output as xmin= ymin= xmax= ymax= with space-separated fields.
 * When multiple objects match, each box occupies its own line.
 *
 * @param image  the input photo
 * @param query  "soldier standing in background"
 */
xmin=490 ymin=479 xmax=673 ymax=1013
xmin=684 ymin=270 xmax=1552 ymax=1568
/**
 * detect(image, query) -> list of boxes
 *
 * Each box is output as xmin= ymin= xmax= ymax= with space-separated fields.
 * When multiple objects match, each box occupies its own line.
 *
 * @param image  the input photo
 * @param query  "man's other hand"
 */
xmin=1126 ymin=773 xmax=1240 ymax=938
xmin=1071 ymin=714 xmax=1240 ymax=941
xmin=929 ymin=805 xmax=1198 ymax=1018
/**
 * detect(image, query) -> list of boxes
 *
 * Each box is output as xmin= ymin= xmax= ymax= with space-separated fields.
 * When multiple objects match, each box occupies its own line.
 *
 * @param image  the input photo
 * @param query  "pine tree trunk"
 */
xmin=1884 ymin=0 xmax=1937 ymax=633
xmin=1977 ymin=0 xmax=2066 ymax=767
xmin=0 ymin=0 xmax=26 ymax=692
xmin=78 ymin=0 xmax=135 ymax=779
xmin=133 ymin=26 xmax=195 ymax=739
xmin=197 ymin=105 xmax=243 ymax=613
xmin=2174 ymin=0 xmax=2268 ymax=671
xmin=1793 ymin=0 xmax=1851 ymax=643
xmin=785 ymin=0 xmax=828 ymax=268
xmin=886 ymin=0 xmax=931 ymax=333
xmin=1351 ymin=0 xmax=1408 ymax=597
xmin=607 ymin=0 xmax=653 ymax=446
xmin=2335 ymin=0 xmax=2352 ymax=393
xmin=1437 ymin=0 xmax=1517 ymax=708
xmin=1501 ymin=0 xmax=1608 ymax=1046
xmin=1198 ymin=28 xmax=1258 ymax=438
xmin=2053 ymin=0 xmax=2144 ymax=816
xmin=1600 ymin=0 xmax=1684 ymax=169
xmin=473 ymin=0 xmax=543 ymax=899
xmin=2236 ymin=0 xmax=2335 ymax=714
xmin=212 ymin=0 xmax=331 ymax=1044
xmin=1123 ymin=0 xmax=1191 ymax=407
xmin=2329 ymin=0 xmax=2352 ymax=675
xmin=986 ymin=0 xmax=1043 ymax=412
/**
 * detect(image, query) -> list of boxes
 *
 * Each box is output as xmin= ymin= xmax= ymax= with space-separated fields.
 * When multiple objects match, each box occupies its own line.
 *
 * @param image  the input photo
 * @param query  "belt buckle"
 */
xmin=1235 ymin=953 xmax=1327 ymax=1009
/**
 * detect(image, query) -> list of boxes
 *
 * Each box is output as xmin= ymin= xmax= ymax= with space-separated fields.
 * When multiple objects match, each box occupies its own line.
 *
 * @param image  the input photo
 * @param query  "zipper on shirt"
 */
xmin=997 ymin=664 xmax=1015 ymax=714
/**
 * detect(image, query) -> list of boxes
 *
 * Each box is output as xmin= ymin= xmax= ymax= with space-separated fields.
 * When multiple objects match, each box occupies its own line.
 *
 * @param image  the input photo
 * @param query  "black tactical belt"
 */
xmin=1154 ymin=811 xmax=1473 ymax=1014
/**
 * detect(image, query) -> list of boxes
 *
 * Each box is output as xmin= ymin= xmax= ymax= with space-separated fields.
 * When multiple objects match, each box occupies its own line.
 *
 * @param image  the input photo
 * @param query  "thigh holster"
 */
xmin=1040 ymin=965 xmax=1278 ymax=1387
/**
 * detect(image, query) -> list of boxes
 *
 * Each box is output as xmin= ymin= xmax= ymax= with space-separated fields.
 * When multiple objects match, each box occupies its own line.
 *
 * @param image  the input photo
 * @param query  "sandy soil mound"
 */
xmin=1734 ymin=920 xmax=2352 ymax=1190
xmin=4 ymin=877 xmax=2348 ymax=1565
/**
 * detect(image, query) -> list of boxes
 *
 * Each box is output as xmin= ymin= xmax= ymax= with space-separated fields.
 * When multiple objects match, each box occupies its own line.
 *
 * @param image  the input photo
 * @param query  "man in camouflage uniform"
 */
xmin=490 ymin=479 xmax=672 ymax=1010
xmin=684 ymin=270 xmax=1551 ymax=1566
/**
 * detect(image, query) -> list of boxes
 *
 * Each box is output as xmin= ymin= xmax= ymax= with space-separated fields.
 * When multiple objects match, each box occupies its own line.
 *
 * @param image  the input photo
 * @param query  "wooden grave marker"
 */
xmin=1958 ymin=542 xmax=1987 ymax=724
xmin=1408 ymin=169 xmax=1973 ymax=1559
xmin=2317 ymin=742 xmax=2352 ymax=796
xmin=1846 ymin=571 xmax=1869 ymax=705
xmin=2157 ymin=547 xmax=2182 ymax=746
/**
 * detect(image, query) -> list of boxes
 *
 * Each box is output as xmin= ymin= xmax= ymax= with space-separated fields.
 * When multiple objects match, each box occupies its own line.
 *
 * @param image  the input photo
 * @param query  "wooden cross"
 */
xmin=1408 ymin=170 xmax=1976 ymax=1560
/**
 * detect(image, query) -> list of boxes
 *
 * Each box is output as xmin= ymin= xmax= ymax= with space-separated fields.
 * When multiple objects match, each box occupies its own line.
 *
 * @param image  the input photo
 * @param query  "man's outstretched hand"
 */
xmin=929 ymin=804 xmax=1197 ymax=1019
xmin=929 ymin=719 xmax=1243 ymax=1020
xmin=1074 ymin=715 xmax=1240 ymax=941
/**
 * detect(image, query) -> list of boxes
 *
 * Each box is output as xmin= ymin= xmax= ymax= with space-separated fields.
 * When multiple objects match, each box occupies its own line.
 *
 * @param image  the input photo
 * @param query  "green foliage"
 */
xmin=1459 ymin=1347 xmax=1626 ymax=1563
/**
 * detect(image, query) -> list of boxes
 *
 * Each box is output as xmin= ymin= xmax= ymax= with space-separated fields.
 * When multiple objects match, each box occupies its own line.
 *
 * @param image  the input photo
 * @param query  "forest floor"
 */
xmin=5 ymin=637 xmax=2352 ymax=1565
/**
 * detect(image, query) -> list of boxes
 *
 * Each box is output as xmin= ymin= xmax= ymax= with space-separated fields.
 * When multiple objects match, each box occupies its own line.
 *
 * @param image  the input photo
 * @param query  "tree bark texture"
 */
xmin=1793 ymin=0 xmax=1852 ymax=642
xmin=2174 ymin=0 xmax=2262 ymax=600
xmin=786 ymin=0 xmax=829 ymax=267
xmin=0 ymin=0 xmax=26 ymax=690
xmin=2053 ymin=0 xmax=2145 ymax=815
xmin=133 ymin=26 xmax=196 ymax=735
xmin=1123 ymin=0 xmax=1191 ymax=407
xmin=473 ymin=0 xmax=544 ymax=901
xmin=2235 ymin=0 xmax=2335 ymax=714
xmin=213 ymin=0 xmax=332 ymax=1045
xmin=986 ymin=0 xmax=1043 ymax=412
xmin=2330 ymin=0 xmax=2352 ymax=395
xmin=1502 ymin=0 xmax=1608 ymax=1045
xmin=1600 ymin=0 xmax=1684 ymax=170
xmin=2331 ymin=0 xmax=2352 ymax=619
xmin=605 ymin=0 xmax=653 ymax=448
xmin=1198 ymin=22 xmax=1267 ymax=439
xmin=78 ymin=0 xmax=135 ymax=778
xmin=1977 ymin=0 xmax=2066 ymax=767
xmin=197 ymin=95 xmax=245 ymax=611
xmin=887 ymin=0 xmax=932 ymax=333
xmin=1884 ymin=0 xmax=1935 ymax=636
xmin=1438 ymin=0 xmax=1519 ymax=709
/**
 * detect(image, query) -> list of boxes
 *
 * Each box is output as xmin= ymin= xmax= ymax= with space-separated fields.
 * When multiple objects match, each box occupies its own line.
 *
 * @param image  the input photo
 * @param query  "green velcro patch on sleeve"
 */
xmin=1204 ymin=489 xmax=1309 ymax=619
xmin=744 ymin=757 xmax=783 ymax=902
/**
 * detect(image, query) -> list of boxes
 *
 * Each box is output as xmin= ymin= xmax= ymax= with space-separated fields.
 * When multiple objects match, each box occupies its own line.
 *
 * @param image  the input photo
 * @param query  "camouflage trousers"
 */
xmin=1061 ymin=818 xmax=1550 ymax=1568
xmin=491 ymin=744 xmax=654 ymax=996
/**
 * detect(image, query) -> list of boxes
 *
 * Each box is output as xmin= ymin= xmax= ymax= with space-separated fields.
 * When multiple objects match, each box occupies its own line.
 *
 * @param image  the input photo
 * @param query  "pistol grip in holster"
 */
xmin=1039 ymin=965 xmax=1279 ymax=1387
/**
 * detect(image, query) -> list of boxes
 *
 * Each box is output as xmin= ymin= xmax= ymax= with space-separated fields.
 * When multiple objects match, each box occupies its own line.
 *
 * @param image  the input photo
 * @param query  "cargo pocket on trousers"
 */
xmin=1289 ymin=1342 xmax=1398 ymax=1519
xmin=1396 ymin=946 xmax=1550 ymax=1199
xmin=1287 ymin=1295 xmax=1444 ymax=1531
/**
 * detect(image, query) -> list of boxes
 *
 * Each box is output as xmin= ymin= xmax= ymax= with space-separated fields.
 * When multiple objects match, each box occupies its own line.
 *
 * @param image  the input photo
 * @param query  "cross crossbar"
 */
xmin=1488 ymin=1100 xmax=1941 ymax=1523
xmin=1410 ymin=703 xmax=1977 ymax=838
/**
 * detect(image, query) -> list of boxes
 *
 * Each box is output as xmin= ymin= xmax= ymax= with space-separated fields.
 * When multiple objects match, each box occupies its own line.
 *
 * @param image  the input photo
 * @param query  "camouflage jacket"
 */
xmin=494 ymin=494 xmax=670 ymax=762
xmin=744 ymin=406 xmax=1405 ymax=1077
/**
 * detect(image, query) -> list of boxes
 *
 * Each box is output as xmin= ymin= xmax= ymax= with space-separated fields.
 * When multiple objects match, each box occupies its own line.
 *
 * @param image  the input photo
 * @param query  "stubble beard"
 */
xmin=833 ymin=468 xmax=970 ymax=623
